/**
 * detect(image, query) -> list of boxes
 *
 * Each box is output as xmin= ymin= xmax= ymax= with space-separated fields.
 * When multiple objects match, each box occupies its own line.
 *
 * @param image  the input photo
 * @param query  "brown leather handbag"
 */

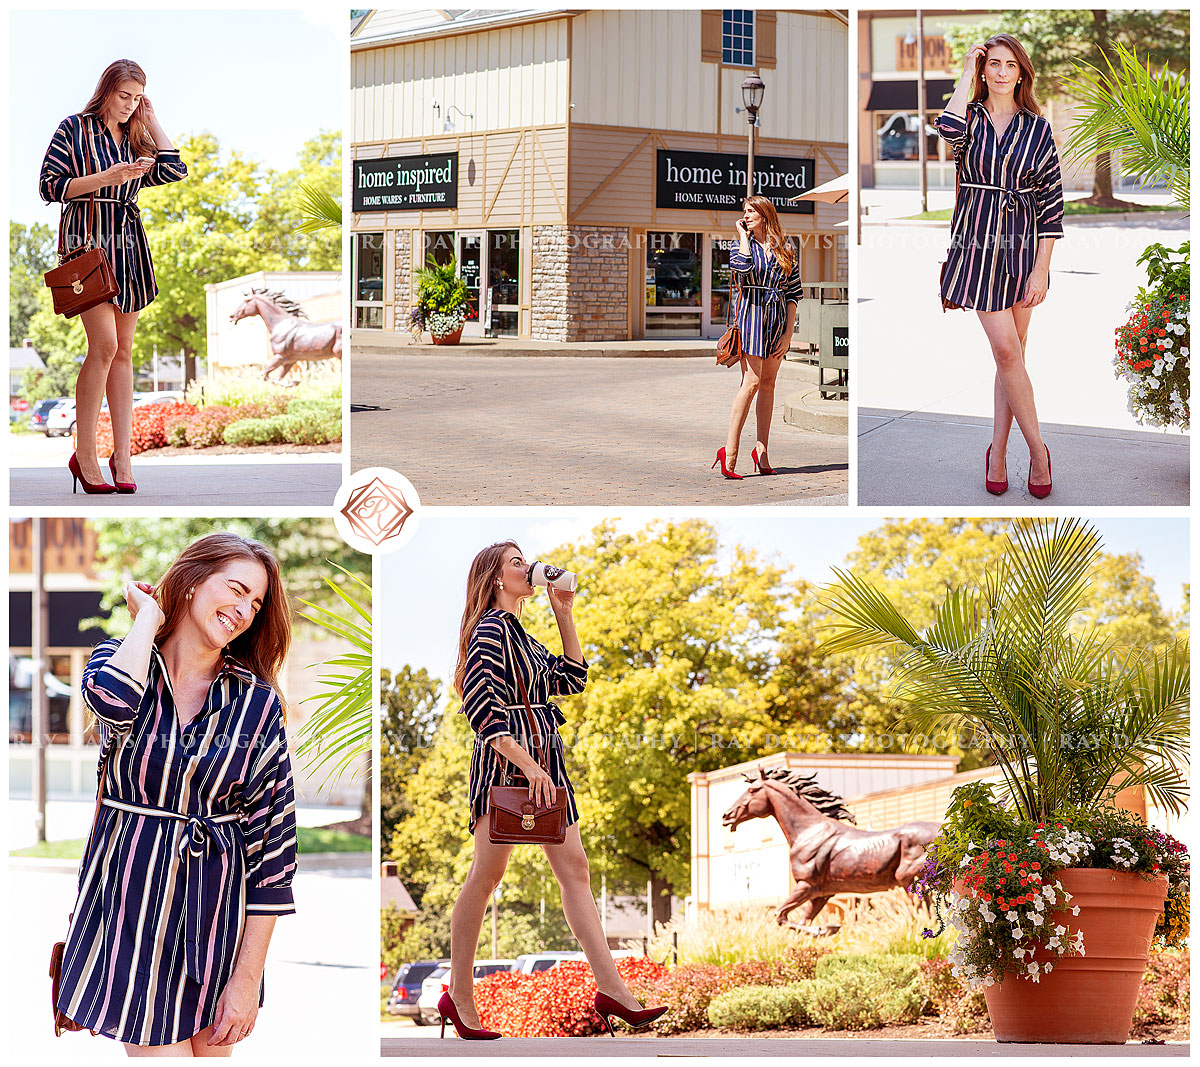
xmin=44 ymin=117 xmax=119 ymax=318
xmin=50 ymin=744 xmax=112 ymax=1036
xmin=488 ymin=630 xmax=567 ymax=845
xmin=715 ymin=278 xmax=744 ymax=367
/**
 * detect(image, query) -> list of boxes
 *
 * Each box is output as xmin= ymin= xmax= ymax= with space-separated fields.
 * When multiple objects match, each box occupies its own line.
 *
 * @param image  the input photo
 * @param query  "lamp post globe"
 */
xmin=741 ymin=72 xmax=765 ymax=199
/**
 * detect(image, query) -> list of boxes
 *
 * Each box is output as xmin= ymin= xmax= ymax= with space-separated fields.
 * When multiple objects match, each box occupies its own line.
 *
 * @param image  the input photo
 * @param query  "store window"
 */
xmin=423 ymin=230 xmax=455 ymax=268
xmin=722 ymin=10 xmax=755 ymax=67
xmin=486 ymin=230 xmax=520 ymax=337
xmin=9 ymin=653 xmax=72 ymax=743
xmin=354 ymin=232 xmax=384 ymax=329
xmin=875 ymin=111 xmax=940 ymax=163
xmin=646 ymin=232 xmax=702 ymax=338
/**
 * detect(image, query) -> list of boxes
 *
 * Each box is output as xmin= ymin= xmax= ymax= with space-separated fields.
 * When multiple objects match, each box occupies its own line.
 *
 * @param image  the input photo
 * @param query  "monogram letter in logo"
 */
xmin=544 ymin=565 xmax=564 ymax=581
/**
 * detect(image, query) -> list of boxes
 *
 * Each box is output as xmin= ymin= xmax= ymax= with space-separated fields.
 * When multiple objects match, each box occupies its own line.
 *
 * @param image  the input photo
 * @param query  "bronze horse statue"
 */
xmin=230 ymin=288 xmax=342 ymax=384
xmin=722 ymin=769 xmax=939 ymax=932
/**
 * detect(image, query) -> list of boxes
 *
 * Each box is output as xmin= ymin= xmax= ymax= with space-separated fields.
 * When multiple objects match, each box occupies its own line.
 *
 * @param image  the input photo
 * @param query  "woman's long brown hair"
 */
xmin=81 ymin=60 xmax=159 ymax=159
xmin=969 ymin=34 xmax=1042 ymax=117
xmin=155 ymin=534 xmax=291 ymax=699
xmin=454 ymin=541 xmax=521 ymax=698
xmin=743 ymin=195 xmax=796 ymax=278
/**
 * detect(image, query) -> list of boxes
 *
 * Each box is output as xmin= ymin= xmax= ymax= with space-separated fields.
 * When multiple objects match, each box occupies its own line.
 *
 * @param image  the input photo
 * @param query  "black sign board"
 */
xmin=353 ymin=152 xmax=458 ymax=212
xmin=656 ymin=150 xmax=815 ymax=214
xmin=833 ymin=326 xmax=849 ymax=355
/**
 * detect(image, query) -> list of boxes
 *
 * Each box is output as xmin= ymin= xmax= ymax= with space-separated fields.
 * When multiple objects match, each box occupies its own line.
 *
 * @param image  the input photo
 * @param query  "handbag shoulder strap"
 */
xmin=500 ymin=622 xmax=549 ymax=782
xmin=58 ymin=115 xmax=99 ymax=262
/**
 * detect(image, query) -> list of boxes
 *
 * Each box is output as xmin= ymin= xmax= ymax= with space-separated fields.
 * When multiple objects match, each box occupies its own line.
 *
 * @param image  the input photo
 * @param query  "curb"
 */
xmin=784 ymin=389 xmax=848 ymax=435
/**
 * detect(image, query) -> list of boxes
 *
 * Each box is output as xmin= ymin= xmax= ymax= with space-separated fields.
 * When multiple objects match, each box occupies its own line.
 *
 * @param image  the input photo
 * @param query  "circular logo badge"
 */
xmin=333 ymin=467 xmax=421 ymax=555
xmin=543 ymin=565 xmax=565 ymax=581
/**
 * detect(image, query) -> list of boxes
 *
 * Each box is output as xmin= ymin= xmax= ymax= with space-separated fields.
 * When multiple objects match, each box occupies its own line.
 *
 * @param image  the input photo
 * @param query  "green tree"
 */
xmin=943 ymin=9 xmax=1190 ymax=207
xmin=87 ymin=518 xmax=367 ymax=638
xmin=259 ymin=129 xmax=342 ymax=268
xmin=380 ymin=666 xmax=443 ymax=846
xmin=10 ymin=221 xmax=56 ymax=347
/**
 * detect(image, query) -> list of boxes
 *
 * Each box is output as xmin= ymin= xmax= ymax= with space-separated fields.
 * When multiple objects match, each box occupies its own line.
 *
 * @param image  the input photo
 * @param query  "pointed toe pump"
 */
xmin=68 ymin=453 xmax=117 ymax=495
xmin=751 ymin=447 xmax=776 ymax=475
xmin=1028 ymin=445 xmax=1052 ymax=499
xmin=593 ymin=992 xmax=670 ymax=1036
xmin=108 ymin=455 xmax=137 ymax=494
xmin=712 ymin=447 xmax=743 ymax=479
xmin=984 ymin=446 xmax=1008 ymax=495
xmin=438 ymin=991 xmax=502 ymax=1040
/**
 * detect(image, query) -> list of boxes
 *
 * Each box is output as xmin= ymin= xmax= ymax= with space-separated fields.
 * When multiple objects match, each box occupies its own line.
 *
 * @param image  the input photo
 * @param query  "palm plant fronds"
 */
xmin=295 ymin=563 xmax=372 ymax=786
xmin=1061 ymin=42 xmax=1190 ymax=212
xmin=817 ymin=519 xmax=1190 ymax=823
xmin=294 ymin=182 xmax=342 ymax=234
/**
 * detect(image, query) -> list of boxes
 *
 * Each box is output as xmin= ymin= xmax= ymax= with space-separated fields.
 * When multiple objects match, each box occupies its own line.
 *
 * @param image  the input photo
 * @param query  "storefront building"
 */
xmin=351 ymin=8 xmax=849 ymax=341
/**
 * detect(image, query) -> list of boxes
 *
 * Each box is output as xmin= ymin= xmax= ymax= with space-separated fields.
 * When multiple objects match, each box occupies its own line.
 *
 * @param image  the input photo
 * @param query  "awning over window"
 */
xmin=865 ymin=79 xmax=956 ymax=112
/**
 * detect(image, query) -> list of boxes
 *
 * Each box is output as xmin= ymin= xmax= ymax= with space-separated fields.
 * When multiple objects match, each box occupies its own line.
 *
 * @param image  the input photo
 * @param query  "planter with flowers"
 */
xmin=819 ymin=518 xmax=1190 ymax=1044
xmin=412 ymin=255 xmax=471 ymax=345
xmin=1112 ymin=241 xmax=1190 ymax=431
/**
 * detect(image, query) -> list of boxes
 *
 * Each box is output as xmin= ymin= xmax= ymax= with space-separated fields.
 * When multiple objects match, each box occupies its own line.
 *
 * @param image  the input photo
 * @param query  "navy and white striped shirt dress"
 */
xmin=935 ymin=102 xmax=1065 ymax=312
xmin=460 ymin=609 xmax=588 ymax=834
xmin=728 ymin=236 xmax=803 ymax=358
xmin=39 ymin=112 xmax=187 ymax=313
xmin=55 ymin=639 xmax=298 ymax=1046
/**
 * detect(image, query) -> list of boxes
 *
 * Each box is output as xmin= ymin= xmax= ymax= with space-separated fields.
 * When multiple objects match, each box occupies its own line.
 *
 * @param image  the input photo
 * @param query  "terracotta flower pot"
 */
xmin=431 ymin=326 xmax=463 ymax=346
xmin=982 ymin=868 xmax=1167 ymax=1043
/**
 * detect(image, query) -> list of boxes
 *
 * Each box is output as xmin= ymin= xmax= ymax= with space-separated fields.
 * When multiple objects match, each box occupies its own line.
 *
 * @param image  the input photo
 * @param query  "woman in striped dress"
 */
xmin=936 ymin=35 xmax=1065 ymax=498
xmin=443 ymin=541 xmax=666 ymax=1039
xmin=55 ymin=534 xmax=298 ymax=1053
xmin=715 ymin=194 xmax=803 ymax=479
xmin=39 ymin=59 xmax=187 ymax=495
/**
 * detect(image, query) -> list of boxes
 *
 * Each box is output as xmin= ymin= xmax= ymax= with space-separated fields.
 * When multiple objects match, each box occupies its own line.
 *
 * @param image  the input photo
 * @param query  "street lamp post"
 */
xmin=741 ymin=72 xmax=765 ymax=199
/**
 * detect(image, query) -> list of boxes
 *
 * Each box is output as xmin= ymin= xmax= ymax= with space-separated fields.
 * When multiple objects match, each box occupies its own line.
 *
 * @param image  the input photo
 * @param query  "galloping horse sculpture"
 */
xmin=230 ymin=289 xmax=342 ymax=383
xmin=722 ymin=769 xmax=939 ymax=932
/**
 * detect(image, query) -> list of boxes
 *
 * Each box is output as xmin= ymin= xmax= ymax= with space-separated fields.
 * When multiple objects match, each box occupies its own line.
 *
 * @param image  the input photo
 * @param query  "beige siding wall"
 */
xmin=353 ymin=18 xmax=569 ymax=143
xmin=570 ymin=10 xmax=847 ymax=143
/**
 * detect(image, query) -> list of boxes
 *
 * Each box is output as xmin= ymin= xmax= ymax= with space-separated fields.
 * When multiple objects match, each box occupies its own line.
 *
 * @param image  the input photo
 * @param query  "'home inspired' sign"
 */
xmin=656 ymin=150 xmax=815 ymax=214
xmin=353 ymin=153 xmax=458 ymax=212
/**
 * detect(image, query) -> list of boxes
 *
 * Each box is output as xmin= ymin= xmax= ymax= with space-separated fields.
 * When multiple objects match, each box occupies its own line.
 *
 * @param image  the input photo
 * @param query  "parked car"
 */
xmin=511 ymin=951 xmax=586 ymax=974
xmin=27 ymin=397 xmax=68 ymax=434
xmin=416 ymin=959 xmax=516 ymax=1024
xmin=385 ymin=958 xmax=449 ymax=1019
xmin=132 ymin=390 xmax=184 ymax=408
xmin=45 ymin=398 xmax=110 ymax=438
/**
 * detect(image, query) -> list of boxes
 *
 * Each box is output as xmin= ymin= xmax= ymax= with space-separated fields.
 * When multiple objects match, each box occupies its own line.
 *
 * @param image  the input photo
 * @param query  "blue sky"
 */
xmin=379 ymin=513 xmax=1189 ymax=693
xmin=10 ymin=8 xmax=343 ymax=225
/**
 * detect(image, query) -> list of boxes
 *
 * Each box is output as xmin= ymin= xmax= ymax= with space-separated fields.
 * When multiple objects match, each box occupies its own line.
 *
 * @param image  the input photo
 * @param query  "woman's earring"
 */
xmin=186 ymin=587 xmax=194 ymax=602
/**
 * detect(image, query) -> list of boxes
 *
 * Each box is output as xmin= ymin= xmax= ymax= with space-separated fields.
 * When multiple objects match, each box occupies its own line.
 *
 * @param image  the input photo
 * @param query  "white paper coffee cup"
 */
xmin=527 ymin=561 xmax=578 ymax=592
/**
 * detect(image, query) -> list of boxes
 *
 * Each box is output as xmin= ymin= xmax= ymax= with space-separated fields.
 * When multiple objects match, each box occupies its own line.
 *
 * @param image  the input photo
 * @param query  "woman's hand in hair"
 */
xmin=961 ymin=44 xmax=987 ymax=84
xmin=124 ymin=580 xmax=164 ymax=632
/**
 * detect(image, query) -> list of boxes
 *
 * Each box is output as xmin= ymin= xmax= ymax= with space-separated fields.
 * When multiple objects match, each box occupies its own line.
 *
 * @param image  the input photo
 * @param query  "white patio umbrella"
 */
xmin=791 ymin=173 xmax=849 ymax=204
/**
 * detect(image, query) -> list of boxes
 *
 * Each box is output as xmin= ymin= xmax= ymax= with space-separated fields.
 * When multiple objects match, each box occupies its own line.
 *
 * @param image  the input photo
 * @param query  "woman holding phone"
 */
xmin=714 ymin=195 xmax=803 ymax=479
xmin=935 ymin=34 xmax=1065 ymax=498
xmin=443 ymin=541 xmax=667 ymax=1040
xmin=39 ymin=59 xmax=187 ymax=495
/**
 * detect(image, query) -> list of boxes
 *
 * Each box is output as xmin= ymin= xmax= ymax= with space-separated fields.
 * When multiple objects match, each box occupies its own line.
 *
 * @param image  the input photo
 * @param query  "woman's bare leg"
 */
xmin=978 ymin=306 xmax=1049 ymax=484
xmin=76 ymin=302 xmax=120 ymax=484
xmin=189 ymin=1024 xmax=235 ymax=1057
xmin=753 ymin=353 xmax=785 ymax=463
xmin=542 ymin=824 xmax=643 ymax=1012
xmin=124 ymin=1036 xmax=196 ymax=1057
xmin=107 ymin=309 xmax=141 ymax=484
xmin=448 ymin=813 xmax=514 ymax=1029
xmin=725 ymin=354 xmax=765 ymax=469
xmin=988 ymin=304 xmax=1034 ymax=483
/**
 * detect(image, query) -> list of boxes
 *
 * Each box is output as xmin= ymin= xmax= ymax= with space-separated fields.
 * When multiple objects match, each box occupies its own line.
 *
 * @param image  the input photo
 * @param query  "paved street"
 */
xmin=858 ymin=209 xmax=1189 ymax=505
xmin=350 ymin=353 xmax=848 ymax=505
xmin=8 ymin=432 xmax=343 ymax=508
xmin=382 ymin=1035 xmax=1186 ymax=1057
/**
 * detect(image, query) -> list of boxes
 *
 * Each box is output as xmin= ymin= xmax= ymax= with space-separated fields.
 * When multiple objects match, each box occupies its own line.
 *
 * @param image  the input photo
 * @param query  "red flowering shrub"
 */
xmin=94 ymin=401 xmax=196 ymax=457
xmin=184 ymin=405 xmax=240 ymax=448
xmin=475 ymin=958 xmax=668 ymax=1038
xmin=1132 ymin=951 xmax=1190 ymax=1036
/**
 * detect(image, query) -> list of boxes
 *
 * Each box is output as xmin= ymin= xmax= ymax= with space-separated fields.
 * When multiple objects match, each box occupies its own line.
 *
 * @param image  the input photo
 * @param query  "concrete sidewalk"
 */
xmin=381 ymin=1036 xmax=1186 ymax=1057
xmin=860 ymin=410 xmax=1189 ymax=506
xmin=351 ymin=332 xmax=717 ymax=358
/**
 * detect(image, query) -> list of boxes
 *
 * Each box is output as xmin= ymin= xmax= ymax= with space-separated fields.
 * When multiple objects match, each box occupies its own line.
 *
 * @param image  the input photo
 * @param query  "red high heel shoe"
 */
xmin=751 ymin=447 xmax=776 ymax=475
xmin=712 ymin=447 xmax=743 ymax=479
xmin=1029 ymin=445 xmax=1052 ymax=499
xmin=437 ymin=991 xmax=502 ymax=1040
xmin=108 ymin=455 xmax=137 ymax=494
xmin=593 ymin=991 xmax=669 ymax=1036
xmin=985 ymin=446 xmax=1008 ymax=495
xmin=68 ymin=453 xmax=117 ymax=495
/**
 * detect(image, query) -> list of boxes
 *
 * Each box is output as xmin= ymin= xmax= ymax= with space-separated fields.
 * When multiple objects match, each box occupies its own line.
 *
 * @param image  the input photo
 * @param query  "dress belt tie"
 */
xmin=958 ymin=182 xmax=1039 ymax=278
xmin=67 ymin=196 xmax=142 ymax=227
xmin=101 ymin=797 xmax=242 ymax=986
xmin=502 ymin=701 xmax=567 ymax=725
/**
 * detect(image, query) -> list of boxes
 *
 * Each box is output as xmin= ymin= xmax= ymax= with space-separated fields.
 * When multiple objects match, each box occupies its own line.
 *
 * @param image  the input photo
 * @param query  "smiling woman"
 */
xmin=53 ymin=533 xmax=298 ymax=1056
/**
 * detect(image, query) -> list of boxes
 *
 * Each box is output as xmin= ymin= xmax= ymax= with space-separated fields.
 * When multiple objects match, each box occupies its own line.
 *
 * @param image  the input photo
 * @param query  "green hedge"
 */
xmin=708 ymin=983 xmax=811 ymax=1031
xmin=800 ymin=954 xmax=924 ymax=1030
xmin=224 ymin=417 xmax=285 ymax=446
